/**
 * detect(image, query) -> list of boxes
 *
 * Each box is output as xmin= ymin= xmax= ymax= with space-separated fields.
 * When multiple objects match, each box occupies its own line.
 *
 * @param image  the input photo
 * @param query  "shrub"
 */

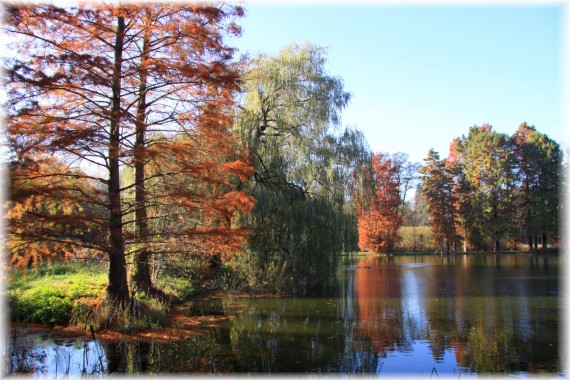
xmin=11 ymin=287 xmax=73 ymax=324
xmin=140 ymin=296 xmax=170 ymax=328
xmin=214 ymin=255 xmax=292 ymax=295
xmin=8 ymin=262 xmax=107 ymax=325
xmin=157 ymin=275 xmax=196 ymax=302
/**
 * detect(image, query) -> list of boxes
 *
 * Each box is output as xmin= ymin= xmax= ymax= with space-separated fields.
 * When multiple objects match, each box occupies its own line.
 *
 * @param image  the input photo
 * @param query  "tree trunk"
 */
xmin=526 ymin=182 xmax=533 ymax=251
xmin=542 ymin=233 xmax=548 ymax=250
xmin=107 ymin=15 xmax=129 ymax=307
xmin=492 ymin=203 xmax=500 ymax=253
xmin=133 ymin=12 xmax=154 ymax=293
xmin=494 ymin=239 xmax=500 ymax=253
xmin=527 ymin=234 xmax=533 ymax=251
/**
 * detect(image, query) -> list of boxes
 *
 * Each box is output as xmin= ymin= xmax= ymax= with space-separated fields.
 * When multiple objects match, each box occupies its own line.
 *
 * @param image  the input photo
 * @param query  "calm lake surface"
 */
xmin=7 ymin=254 xmax=561 ymax=376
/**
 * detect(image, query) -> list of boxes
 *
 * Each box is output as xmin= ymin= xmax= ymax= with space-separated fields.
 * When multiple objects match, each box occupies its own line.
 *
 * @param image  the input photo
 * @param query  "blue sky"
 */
xmin=231 ymin=4 xmax=565 ymax=163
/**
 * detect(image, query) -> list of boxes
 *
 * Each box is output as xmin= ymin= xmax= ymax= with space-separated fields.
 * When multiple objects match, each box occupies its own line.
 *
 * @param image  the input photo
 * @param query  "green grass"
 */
xmin=7 ymin=261 xmax=195 ymax=328
xmin=8 ymin=261 xmax=107 ymax=325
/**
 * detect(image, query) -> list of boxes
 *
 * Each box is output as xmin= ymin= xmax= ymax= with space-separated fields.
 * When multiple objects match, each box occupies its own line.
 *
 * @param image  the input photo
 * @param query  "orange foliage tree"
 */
xmin=116 ymin=5 xmax=252 ymax=294
xmin=7 ymin=155 xmax=107 ymax=268
xmin=356 ymin=153 xmax=402 ymax=252
xmin=4 ymin=4 xmax=252 ymax=306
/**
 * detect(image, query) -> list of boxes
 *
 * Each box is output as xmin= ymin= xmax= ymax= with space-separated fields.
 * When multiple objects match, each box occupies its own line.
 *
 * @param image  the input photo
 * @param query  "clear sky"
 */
xmin=231 ymin=3 xmax=565 ymax=163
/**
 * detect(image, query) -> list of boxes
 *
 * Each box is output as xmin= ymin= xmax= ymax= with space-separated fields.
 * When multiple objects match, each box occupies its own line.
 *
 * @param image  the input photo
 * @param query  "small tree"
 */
xmin=357 ymin=153 xmax=402 ymax=252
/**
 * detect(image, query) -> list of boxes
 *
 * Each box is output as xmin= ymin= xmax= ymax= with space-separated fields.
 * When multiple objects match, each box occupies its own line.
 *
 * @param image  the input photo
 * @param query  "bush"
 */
xmin=11 ymin=287 xmax=73 ymax=324
xmin=8 ymin=261 xmax=107 ymax=325
xmin=157 ymin=275 xmax=196 ymax=302
xmin=213 ymin=255 xmax=292 ymax=295
xmin=139 ymin=296 xmax=170 ymax=328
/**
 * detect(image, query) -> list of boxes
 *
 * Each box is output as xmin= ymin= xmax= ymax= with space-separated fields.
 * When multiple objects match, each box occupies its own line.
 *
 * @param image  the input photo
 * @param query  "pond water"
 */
xmin=6 ymin=254 xmax=562 ymax=376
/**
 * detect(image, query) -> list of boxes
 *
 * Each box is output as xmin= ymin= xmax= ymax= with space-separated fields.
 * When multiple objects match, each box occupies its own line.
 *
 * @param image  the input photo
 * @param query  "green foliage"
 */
xmin=234 ymin=43 xmax=368 ymax=292
xmin=156 ymin=275 xmax=196 ymax=302
xmin=421 ymin=123 xmax=562 ymax=252
xmin=512 ymin=123 xmax=562 ymax=250
xmin=212 ymin=257 xmax=291 ymax=294
xmin=8 ymin=262 xmax=107 ymax=325
xmin=419 ymin=149 xmax=460 ymax=251
xmin=244 ymin=186 xmax=351 ymax=292
xmin=8 ymin=263 xmax=171 ymax=329
xmin=462 ymin=125 xmax=514 ymax=250
xmin=130 ymin=294 xmax=170 ymax=329
xmin=10 ymin=287 xmax=72 ymax=324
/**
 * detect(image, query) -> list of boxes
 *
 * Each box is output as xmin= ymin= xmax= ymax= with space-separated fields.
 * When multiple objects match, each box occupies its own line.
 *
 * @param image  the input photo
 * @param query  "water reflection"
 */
xmin=6 ymin=254 xmax=560 ymax=375
xmin=7 ymin=333 xmax=106 ymax=377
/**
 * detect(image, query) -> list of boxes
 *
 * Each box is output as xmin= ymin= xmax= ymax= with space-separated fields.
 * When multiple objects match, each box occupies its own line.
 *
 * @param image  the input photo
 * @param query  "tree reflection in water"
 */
xmin=103 ymin=332 xmax=232 ymax=374
xmin=7 ymin=332 xmax=106 ymax=376
xmin=350 ymin=254 xmax=559 ymax=374
xmin=6 ymin=254 xmax=559 ymax=375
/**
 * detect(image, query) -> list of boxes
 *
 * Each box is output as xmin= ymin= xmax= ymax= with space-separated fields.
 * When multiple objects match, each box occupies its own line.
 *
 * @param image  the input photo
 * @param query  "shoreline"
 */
xmin=8 ymin=291 xmax=289 ymax=344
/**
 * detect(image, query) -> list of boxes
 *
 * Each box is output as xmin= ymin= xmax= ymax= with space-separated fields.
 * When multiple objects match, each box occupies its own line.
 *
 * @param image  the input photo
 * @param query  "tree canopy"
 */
xmin=233 ymin=43 xmax=368 ymax=290
xmin=4 ymin=4 xmax=252 ymax=306
xmin=420 ymin=123 xmax=562 ymax=252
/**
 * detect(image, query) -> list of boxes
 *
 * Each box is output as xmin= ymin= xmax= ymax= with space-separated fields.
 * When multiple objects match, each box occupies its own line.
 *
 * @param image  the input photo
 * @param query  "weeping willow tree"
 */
xmin=234 ymin=43 xmax=369 ymax=292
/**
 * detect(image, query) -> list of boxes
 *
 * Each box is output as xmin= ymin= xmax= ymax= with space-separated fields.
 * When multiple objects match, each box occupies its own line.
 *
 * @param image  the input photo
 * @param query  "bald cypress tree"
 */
xmin=5 ymin=4 xmax=252 ymax=308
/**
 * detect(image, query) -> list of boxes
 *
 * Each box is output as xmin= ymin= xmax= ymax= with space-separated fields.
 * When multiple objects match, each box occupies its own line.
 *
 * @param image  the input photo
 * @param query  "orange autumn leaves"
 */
xmin=4 ymin=4 xmax=254 ymax=278
xmin=7 ymin=156 xmax=106 ymax=269
xmin=356 ymin=153 xmax=403 ymax=253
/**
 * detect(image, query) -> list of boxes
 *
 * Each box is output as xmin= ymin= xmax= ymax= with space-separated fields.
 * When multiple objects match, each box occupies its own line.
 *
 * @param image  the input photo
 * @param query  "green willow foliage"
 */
xmin=234 ymin=43 xmax=368 ymax=292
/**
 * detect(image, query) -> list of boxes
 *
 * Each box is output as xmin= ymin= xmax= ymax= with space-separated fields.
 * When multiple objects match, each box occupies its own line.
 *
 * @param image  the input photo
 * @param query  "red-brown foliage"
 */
xmin=356 ymin=153 xmax=402 ymax=252
xmin=4 ymin=4 xmax=253 ymax=302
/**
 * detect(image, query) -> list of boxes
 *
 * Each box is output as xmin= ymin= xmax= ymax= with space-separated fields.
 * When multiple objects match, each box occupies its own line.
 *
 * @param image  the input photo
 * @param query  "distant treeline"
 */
xmin=420 ymin=123 xmax=562 ymax=253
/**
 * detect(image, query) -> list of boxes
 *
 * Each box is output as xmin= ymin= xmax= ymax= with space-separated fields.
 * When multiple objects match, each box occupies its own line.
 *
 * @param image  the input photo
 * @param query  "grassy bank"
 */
xmin=7 ymin=261 xmax=199 ymax=329
xmin=8 ymin=262 xmax=108 ymax=325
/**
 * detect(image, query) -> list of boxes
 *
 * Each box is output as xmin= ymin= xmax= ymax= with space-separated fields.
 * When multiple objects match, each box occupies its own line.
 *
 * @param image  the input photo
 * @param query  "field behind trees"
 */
xmin=396 ymin=226 xmax=435 ymax=252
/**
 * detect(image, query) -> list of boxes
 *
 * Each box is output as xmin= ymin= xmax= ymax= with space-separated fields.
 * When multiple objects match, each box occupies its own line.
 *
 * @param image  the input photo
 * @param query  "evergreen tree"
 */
xmin=419 ymin=149 xmax=459 ymax=252
xmin=512 ymin=123 xmax=562 ymax=250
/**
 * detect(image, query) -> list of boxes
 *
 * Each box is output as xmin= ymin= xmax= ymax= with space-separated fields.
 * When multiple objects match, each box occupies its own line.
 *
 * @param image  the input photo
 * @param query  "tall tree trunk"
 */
xmin=526 ymin=182 xmax=533 ymax=251
xmin=133 ymin=11 xmax=154 ymax=293
xmin=492 ymin=203 xmax=500 ymax=253
xmin=107 ymin=15 xmax=129 ymax=307
xmin=542 ymin=233 xmax=548 ymax=250
xmin=527 ymin=233 xmax=533 ymax=251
